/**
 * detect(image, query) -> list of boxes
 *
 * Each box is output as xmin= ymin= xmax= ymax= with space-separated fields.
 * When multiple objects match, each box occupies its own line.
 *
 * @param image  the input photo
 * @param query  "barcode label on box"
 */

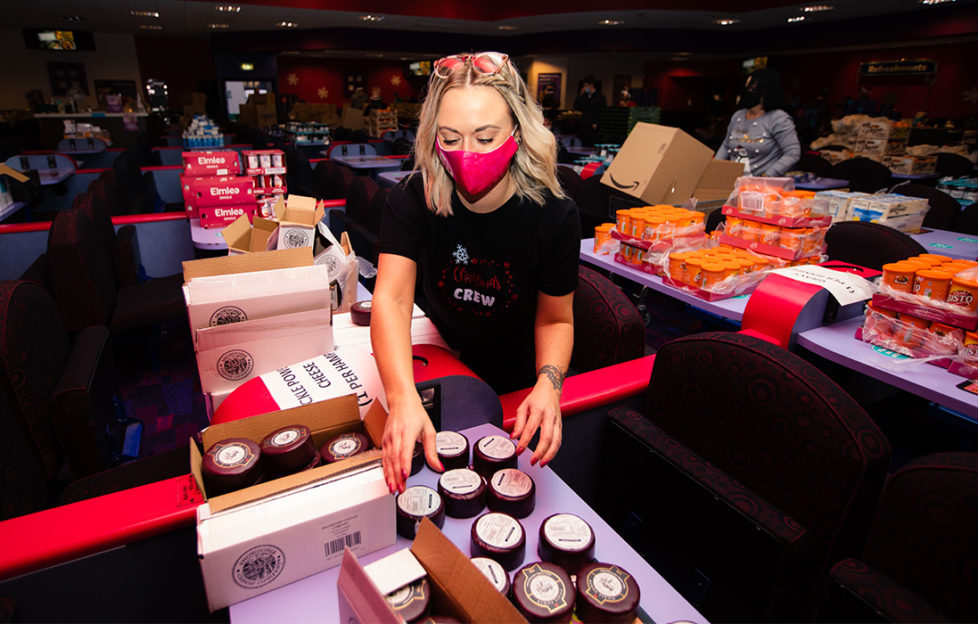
xmin=325 ymin=531 xmax=362 ymax=557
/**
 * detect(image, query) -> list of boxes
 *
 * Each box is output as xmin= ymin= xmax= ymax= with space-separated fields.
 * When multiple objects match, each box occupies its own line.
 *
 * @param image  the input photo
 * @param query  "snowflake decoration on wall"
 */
xmin=965 ymin=86 xmax=978 ymax=105
xmin=287 ymin=73 xmax=299 ymax=86
xmin=452 ymin=244 xmax=469 ymax=265
xmin=390 ymin=75 xmax=402 ymax=87
xmin=317 ymin=87 xmax=329 ymax=99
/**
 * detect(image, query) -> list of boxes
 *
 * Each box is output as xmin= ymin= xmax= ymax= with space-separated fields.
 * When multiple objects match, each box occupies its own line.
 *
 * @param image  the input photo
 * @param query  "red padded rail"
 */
xmin=499 ymin=355 xmax=656 ymax=431
xmin=0 ymin=211 xmax=188 ymax=235
xmin=140 ymin=165 xmax=183 ymax=172
xmin=0 ymin=475 xmax=202 ymax=582
xmin=75 ymin=168 xmax=109 ymax=175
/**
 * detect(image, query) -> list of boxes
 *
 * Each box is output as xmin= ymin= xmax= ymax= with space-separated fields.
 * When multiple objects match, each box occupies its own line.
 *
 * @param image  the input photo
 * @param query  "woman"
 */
xmin=371 ymin=52 xmax=580 ymax=493
xmin=716 ymin=68 xmax=800 ymax=177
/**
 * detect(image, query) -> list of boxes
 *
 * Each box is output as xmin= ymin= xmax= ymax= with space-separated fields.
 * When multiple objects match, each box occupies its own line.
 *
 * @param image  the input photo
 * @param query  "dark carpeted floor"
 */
xmin=112 ymin=319 xmax=208 ymax=459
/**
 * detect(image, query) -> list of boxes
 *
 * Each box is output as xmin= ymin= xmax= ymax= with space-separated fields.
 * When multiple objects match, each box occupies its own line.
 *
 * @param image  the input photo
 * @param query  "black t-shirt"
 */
xmin=380 ymin=174 xmax=581 ymax=393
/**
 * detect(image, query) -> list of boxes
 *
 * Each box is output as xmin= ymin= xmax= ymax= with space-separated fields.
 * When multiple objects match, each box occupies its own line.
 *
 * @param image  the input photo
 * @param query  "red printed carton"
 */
xmin=199 ymin=203 xmax=256 ymax=229
xmin=189 ymin=175 xmax=255 ymax=208
xmin=182 ymin=150 xmax=241 ymax=177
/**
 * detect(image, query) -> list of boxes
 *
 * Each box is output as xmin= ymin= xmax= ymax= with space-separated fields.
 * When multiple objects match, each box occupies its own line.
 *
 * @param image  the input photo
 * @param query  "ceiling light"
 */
xmin=597 ymin=19 xmax=625 ymax=25
xmin=787 ymin=16 xmax=806 ymax=22
xmin=62 ymin=15 xmax=84 ymax=22
xmin=240 ymin=62 xmax=254 ymax=71
xmin=208 ymin=23 xmax=229 ymax=29
xmin=713 ymin=18 xmax=740 ymax=25
xmin=359 ymin=15 xmax=384 ymax=22
xmin=215 ymin=4 xmax=241 ymax=12
xmin=277 ymin=21 xmax=298 ymax=28
xmin=919 ymin=0 xmax=956 ymax=4
xmin=496 ymin=24 xmax=519 ymax=31
xmin=130 ymin=10 xmax=160 ymax=18
xmin=802 ymin=4 xmax=834 ymax=11
xmin=138 ymin=24 xmax=163 ymax=30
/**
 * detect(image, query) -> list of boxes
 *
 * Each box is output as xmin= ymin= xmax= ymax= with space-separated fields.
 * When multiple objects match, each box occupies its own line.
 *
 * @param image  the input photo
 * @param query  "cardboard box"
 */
xmin=338 ymin=518 xmax=527 ymax=624
xmin=199 ymin=202 xmax=256 ymax=229
xmin=189 ymin=175 xmax=255 ymax=208
xmin=194 ymin=394 xmax=395 ymax=611
xmin=276 ymin=195 xmax=325 ymax=249
xmin=183 ymin=150 xmax=241 ymax=177
xmin=222 ymin=213 xmax=279 ymax=255
xmin=601 ymin=123 xmax=743 ymax=205
xmin=883 ymin=155 xmax=937 ymax=175
xmin=849 ymin=193 xmax=929 ymax=232
xmin=194 ymin=307 xmax=334 ymax=394
xmin=183 ymin=263 xmax=331 ymax=331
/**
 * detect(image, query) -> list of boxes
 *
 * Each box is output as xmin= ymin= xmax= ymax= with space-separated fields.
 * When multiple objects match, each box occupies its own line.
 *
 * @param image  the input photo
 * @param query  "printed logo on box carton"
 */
xmin=183 ymin=150 xmax=241 ymax=177
xmin=198 ymin=202 xmax=256 ymax=229
xmin=192 ymin=176 xmax=256 ymax=208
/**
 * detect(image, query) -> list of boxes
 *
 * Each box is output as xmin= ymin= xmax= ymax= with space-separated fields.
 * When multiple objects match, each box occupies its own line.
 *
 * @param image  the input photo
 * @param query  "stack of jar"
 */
xmin=720 ymin=187 xmax=830 ymax=260
xmin=665 ymin=247 xmax=771 ymax=292
xmin=614 ymin=205 xmax=706 ymax=243
xmin=863 ymin=254 xmax=978 ymax=370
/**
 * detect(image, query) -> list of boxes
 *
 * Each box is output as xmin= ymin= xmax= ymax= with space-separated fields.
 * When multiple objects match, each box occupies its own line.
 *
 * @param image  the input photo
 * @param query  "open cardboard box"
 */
xmin=221 ymin=212 xmax=279 ymax=255
xmin=193 ymin=394 xmax=395 ymax=611
xmin=182 ymin=248 xmax=329 ymax=331
xmin=277 ymin=195 xmax=325 ymax=250
xmin=601 ymin=123 xmax=744 ymax=204
xmin=338 ymin=517 xmax=527 ymax=624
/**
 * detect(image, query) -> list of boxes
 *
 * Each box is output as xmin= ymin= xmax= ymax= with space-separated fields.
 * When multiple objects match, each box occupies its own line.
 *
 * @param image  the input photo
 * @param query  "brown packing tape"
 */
xmin=182 ymin=247 xmax=312 ymax=282
xmin=412 ymin=519 xmax=528 ymax=623
xmin=0 ymin=164 xmax=30 ymax=183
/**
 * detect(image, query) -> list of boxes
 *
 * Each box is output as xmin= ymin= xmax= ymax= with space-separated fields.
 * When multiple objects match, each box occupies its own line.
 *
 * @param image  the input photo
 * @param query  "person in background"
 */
xmin=573 ymin=76 xmax=604 ymax=147
xmin=372 ymin=51 xmax=579 ymax=493
xmin=364 ymin=86 xmax=385 ymax=114
xmin=716 ymin=68 xmax=800 ymax=177
xmin=350 ymin=86 xmax=368 ymax=110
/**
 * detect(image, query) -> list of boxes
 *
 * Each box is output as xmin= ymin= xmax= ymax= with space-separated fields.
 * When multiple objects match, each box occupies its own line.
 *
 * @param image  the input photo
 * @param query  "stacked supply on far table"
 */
xmin=242 ymin=149 xmax=287 ymax=218
xmin=183 ymin=114 xmax=225 ymax=148
xmin=814 ymin=190 xmax=930 ymax=232
xmin=861 ymin=254 xmax=978 ymax=380
xmin=181 ymin=150 xmax=256 ymax=228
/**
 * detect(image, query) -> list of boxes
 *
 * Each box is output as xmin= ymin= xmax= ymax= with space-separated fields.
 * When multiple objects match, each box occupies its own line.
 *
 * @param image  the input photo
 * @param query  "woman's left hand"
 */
xmin=511 ymin=379 xmax=562 ymax=467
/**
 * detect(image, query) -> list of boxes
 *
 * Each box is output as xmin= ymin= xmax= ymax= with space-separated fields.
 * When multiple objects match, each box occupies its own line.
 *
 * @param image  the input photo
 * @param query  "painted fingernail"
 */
xmin=402 ymin=469 xmax=409 ymax=479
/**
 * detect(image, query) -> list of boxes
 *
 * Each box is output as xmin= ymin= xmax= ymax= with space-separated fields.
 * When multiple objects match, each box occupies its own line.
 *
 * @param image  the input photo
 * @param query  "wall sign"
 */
xmin=859 ymin=59 xmax=937 ymax=77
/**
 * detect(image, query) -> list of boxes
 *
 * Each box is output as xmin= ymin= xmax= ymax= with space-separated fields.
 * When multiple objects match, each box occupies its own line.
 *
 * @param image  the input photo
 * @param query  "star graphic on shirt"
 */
xmin=317 ymin=87 xmax=329 ymax=99
xmin=391 ymin=75 xmax=402 ymax=87
xmin=965 ymin=86 xmax=978 ymax=105
xmin=452 ymin=244 xmax=469 ymax=265
xmin=286 ymin=73 xmax=299 ymax=86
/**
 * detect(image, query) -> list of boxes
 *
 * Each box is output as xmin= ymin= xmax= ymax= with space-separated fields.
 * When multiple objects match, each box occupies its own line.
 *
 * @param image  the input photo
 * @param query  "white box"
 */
xmin=276 ymin=195 xmax=325 ymax=249
xmin=194 ymin=307 xmax=334 ymax=394
xmin=197 ymin=461 xmax=393 ymax=611
xmin=183 ymin=264 xmax=331 ymax=331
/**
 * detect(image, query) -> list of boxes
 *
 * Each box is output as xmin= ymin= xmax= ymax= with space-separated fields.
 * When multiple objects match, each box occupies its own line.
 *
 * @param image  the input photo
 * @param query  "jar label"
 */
xmin=478 ymin=435 xmax=515 ymax=460
xmin=543 ymin=513 xmax=593 ymax=550
xmin=492 ymin=469 xmax=532 ymax=497
xmin=440 ymin=469 xmax=481 ymax=494
xmin=476 ymin=513 xmax=522 ymax=547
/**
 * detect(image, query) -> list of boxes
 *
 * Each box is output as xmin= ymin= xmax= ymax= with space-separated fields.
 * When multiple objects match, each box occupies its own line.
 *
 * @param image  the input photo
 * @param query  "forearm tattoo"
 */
xmin=538 ymin=365 xmax=565 ymax=391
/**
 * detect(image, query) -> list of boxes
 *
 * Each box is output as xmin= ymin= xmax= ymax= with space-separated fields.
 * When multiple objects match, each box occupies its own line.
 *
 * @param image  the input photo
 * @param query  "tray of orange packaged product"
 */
xmin=721 ymin=205 xmax=832 ymax=229
xmin=871 ymin=293 xmax=978 ymax=331
xmin=614 ymin=248 xmax=666 ymax=277
xmin=660 ymin=276 xmax=760 ymax=301
xmin=716 ymin=233 xmax=825 ymax=261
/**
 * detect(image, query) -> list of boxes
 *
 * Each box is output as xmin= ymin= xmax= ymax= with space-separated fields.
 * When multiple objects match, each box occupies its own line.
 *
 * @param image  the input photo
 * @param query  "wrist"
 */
xmin=537 ymin=364 xmax=565 ymax=393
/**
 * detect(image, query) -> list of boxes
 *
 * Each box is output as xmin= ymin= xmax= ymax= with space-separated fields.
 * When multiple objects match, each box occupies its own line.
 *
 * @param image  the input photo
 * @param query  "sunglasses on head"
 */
xmin=433 ymin=52 xmax=509 ymax=79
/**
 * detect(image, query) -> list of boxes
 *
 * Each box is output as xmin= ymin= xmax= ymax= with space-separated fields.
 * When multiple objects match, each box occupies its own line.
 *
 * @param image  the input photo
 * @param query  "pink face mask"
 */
xmin=436 ymin=132 xmax=519 ymax=198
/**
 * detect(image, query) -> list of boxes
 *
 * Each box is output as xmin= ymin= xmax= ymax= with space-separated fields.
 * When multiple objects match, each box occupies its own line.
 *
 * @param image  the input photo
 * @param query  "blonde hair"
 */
xmin=411 ymin=54 xmax=564 ymax=217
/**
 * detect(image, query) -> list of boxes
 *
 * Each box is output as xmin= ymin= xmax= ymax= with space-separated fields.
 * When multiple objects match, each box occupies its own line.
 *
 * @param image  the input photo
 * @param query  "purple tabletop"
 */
xmin=909 ymin=228 xmax=978 ymax=261
xmin=794 ymin=177 xmax=849 ymax=191
xmin=892 ymin=172 xmax=941 ymax=180
xmin=377 ymin=170 xmax=409 ymax=189
xmin=229 ymin=422 xmax=707 ymax=624
xmin=331 ymin=155 xmax=401 ymax=171
xmin=580 ymin=239 xmax=748 ymax=323
xmin=797 ymin=317 xmax=978 ymax=420
xmin=37 ymin=168 xmax=75 ymax=186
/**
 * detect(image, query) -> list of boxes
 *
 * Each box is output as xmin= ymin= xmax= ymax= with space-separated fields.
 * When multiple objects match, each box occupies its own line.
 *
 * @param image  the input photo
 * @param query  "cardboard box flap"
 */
xmin=413 ymin=518 xmax=527 ymax=623
xmin=695 ymin=159 xmax=744 ymax=202
xmin=364 ymin=548 xmax=428 ymax=596
xmin=338 ymin=550 xmax=401 ymax=624
xmin=0 ymin=164 xmax=29 ymax=183
xmin=279 ymin=194 xmax=324 ymax=228
xmin=219 ymin=213 xmax=252 ymax=248
xmin=183 ymin=247 xmax=312 ymax=282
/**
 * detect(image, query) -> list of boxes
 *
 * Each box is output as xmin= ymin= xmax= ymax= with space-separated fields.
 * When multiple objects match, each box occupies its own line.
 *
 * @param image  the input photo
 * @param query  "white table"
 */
xmin=797 ymin=317 xmax=978 ymax=421
xmin=580 ymin=239 xmax=749 ymax=323
xmin=377 ymin=170 xmax=410 ymax=189
xmin=189 ymin=218 xmax=228 ymax=251
xmin=908 ymin=228 xmax=978 ymax=261
xmin=230 ymin=422 xmax=707 ymax=624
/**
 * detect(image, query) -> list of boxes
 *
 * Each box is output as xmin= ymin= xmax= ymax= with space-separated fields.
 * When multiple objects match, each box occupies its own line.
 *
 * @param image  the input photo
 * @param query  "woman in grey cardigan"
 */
xmin=716 ymin=69 xmax=800 ymax=177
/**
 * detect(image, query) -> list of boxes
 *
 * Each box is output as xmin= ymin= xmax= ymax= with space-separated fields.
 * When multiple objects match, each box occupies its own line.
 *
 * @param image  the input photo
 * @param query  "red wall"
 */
xmin=773 ymin=41 xmax=978 ymax=119
xmin=276 ymin=58 xmax=421 ymax=107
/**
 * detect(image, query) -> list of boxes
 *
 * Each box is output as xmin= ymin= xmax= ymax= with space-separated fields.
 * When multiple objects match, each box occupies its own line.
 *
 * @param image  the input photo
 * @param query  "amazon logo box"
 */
xmin=601 ymin=122 xmax=743 ymax=205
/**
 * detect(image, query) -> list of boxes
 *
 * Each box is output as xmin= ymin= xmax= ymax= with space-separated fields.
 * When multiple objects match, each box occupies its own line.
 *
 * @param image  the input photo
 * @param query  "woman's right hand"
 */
xmin=381 ymin=397 xmax=442 ymax=494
